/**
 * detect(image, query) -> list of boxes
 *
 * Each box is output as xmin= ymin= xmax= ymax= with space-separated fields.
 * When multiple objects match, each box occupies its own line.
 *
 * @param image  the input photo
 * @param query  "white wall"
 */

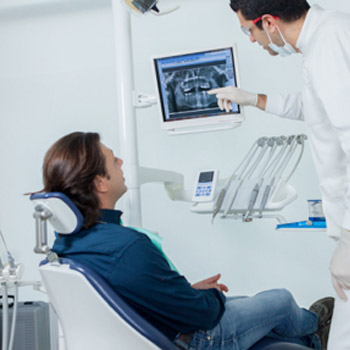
xmin=0 ymin=0 xmax=348 ymax=307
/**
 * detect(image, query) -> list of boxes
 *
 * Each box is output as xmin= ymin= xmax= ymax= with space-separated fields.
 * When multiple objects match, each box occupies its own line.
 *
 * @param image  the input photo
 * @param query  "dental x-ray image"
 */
xmin=163 ymin=64 xmax=228 ymax=117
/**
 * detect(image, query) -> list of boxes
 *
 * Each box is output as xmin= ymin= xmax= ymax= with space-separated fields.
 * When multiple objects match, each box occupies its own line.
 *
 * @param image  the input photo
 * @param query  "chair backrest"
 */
xmin=40 ymin=259 xmax=177 ymax=350
xmin=30 ymin=192 xmax=177 ymax=350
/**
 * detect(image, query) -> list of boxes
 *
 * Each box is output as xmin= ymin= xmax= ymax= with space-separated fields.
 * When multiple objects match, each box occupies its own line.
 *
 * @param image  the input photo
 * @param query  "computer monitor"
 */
xmin=152 ymin=46 xmax=244 ymax=134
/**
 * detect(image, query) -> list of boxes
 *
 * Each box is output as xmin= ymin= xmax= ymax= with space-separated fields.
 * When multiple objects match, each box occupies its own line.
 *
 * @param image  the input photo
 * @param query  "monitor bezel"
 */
xmin=151 ymin=45 xmax=244 ymax=132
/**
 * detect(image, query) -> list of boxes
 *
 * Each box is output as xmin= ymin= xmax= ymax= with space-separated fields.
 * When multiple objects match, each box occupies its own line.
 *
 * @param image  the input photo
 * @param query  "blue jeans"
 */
xmin=185 ymin=289 xmax=320 ymax=350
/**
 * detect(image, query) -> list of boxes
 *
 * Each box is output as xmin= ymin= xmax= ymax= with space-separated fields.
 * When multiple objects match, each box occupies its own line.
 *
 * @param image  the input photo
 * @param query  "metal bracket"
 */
xmin=133 ymin=91 xmax=157 ymax=108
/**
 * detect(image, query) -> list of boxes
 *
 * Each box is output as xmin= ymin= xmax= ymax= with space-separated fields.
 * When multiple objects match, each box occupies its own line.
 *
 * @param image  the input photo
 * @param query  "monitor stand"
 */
xmin=167 ymin=121 xmax=242 ymax=136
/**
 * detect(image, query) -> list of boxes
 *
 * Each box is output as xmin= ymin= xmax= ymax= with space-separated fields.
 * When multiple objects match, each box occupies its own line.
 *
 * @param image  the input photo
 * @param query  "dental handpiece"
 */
xmin=212 ymin=188 xmax=227 ymax=223
xmin=257 ymin=136 xmax=287 ymax=217
xmin=244 ymin=183 xmax=260 ymax=221
xmin=244 ymin=137 xmax=276 ymax=221
xmin=245 ymin=137 xmax=268 ymax=179
xmin=262 ymin=136 xmax=288 ymax=178
xmin=258 ymin=184 xmax=271 ymax=217
xmin=212 ymin=190 xmax=229 ymax=222
xmin=258 ymin=136 xmax=299 ymax=216
xmin=284 ymin=134 xmax=308 ymax=182
xmin=212 ymin=138 xmax=261 ymax=222
xmin=274 ymin=135 xmax=298 ymax=179
xmin=223 ymin=138 xmax=268 ymax=217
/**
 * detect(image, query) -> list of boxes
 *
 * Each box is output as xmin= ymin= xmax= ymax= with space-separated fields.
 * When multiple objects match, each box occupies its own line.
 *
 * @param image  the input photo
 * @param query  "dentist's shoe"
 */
xmin=309 ymin=297 xmax=334 ymax=350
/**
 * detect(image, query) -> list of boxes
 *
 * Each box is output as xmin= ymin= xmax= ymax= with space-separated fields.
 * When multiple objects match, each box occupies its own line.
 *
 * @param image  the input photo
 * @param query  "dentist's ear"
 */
xmin=261 ymin=14 xmax=279 ymax=34
xmin=94 ymin=175 xmax=109 ymax=194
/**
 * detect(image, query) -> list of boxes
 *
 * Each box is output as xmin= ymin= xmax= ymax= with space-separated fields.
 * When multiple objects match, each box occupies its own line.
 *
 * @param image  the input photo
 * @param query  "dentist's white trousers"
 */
xmin=328 ymin=290 xmax=350 ymax=350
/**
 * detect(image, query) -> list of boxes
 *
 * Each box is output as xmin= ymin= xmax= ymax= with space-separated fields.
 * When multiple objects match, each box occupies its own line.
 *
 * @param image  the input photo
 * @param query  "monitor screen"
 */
xmin=153 ymin=46 xmax=243 ymax=133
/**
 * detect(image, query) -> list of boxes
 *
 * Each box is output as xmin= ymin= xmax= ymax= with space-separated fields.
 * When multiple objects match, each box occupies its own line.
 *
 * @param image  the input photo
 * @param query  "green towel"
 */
xmin=128 ymin=226 xmax=178 ymax=273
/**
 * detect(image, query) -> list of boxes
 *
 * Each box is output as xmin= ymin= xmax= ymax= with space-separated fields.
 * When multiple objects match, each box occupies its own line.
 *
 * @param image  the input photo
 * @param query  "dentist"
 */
xmin=208 ymin=1 xmax=350 ymax=349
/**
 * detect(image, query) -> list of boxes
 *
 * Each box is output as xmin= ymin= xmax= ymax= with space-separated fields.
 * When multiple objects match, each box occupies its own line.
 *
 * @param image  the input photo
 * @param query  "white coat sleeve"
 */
xmin=265 ymin=92 xmax=304 ymax=121
xmin=312 ymin=27 xmax=350 ymax=231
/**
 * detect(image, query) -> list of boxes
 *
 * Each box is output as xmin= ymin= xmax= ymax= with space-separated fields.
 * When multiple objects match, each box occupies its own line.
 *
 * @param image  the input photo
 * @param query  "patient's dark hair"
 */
xmin=229 ymin=0 xmax=310 ymax=29
xmin=42 ymin=132 xmax=108 ymax=229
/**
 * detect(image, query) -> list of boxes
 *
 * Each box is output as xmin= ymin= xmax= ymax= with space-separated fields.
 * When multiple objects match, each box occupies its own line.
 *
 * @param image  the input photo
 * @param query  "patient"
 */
xmin=38 ymin=132 xmax=333 ymax=350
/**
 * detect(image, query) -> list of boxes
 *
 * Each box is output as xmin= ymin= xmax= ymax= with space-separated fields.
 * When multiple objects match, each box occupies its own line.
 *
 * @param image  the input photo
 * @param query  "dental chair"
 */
xmin=30 ymin=192 xmax=312 ymax=350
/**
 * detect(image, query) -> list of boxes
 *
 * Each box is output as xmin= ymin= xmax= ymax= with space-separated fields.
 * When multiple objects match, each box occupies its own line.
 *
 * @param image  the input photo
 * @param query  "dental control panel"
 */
xmin=192 ymin=170 xmax=218 ymax=202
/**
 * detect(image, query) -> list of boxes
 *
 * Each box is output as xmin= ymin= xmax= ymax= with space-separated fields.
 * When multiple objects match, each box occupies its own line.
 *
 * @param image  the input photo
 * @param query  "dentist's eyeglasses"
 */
xmin=240 ymin=24 xmax=253 ymax=36
xmin=240 ymin=15 xmax=280 ymax=36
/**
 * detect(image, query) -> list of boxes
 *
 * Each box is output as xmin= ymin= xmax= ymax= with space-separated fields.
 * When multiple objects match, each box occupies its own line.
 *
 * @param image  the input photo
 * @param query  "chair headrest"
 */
xmin=30 ymin=192 xmax=84 ymax=235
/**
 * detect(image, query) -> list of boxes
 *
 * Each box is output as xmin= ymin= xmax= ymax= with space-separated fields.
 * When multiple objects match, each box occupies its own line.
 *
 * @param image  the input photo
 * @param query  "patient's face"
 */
xmin=100 ymin=143 xmax=127 ymax=203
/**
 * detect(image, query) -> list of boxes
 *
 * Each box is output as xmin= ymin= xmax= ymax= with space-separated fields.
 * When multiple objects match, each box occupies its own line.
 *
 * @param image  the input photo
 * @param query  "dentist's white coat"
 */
xmin=265 ymin=5 xmax=350 ymax=349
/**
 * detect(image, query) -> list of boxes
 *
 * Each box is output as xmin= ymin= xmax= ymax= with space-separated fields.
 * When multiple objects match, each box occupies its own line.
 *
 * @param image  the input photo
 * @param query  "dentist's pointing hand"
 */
xmin=208 ymin=86 xmax=258 ymax=112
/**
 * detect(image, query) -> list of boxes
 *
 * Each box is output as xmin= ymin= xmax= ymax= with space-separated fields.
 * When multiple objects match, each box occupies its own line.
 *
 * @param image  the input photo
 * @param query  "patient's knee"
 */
xmin=274 ymin=288 xmax=295 ymax=308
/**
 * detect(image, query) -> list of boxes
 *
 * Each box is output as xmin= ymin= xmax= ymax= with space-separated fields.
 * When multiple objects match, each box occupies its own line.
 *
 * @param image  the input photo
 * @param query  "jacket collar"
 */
xmin=98 ymin=209 xmax=123 ymax=225
xmin=296 ymin=5 xmax=324 ymax=53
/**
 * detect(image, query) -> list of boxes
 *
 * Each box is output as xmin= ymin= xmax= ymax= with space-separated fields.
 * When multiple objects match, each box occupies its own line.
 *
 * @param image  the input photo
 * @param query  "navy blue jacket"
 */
xmin=52 ymin=209 xmax=226 ymax=340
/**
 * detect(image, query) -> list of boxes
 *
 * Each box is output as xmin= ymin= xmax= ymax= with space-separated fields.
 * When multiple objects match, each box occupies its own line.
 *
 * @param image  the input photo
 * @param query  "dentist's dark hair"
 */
xmin=41 ymin=132 xmax=108 ymax=229
xmin=229 ymin=0 xmax=310 ymax=29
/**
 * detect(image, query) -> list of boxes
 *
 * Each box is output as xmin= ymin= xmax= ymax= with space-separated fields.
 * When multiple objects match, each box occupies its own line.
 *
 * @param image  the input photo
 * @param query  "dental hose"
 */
xmin=212 ymin=140 xmax=259 ymax=222
xmin=2 ymin=281 xmax=8 ymax=350
xmin=285 ymin=135 xmax=307 ymax=182
xmin=8 ymin=283 xmax=18 ymax=350
xmin=244 ymin=137 xmax=277 ymax=221
xmin=258 ymin=135 xmax=305 ymax=216
xmin=224 ymin=138 xmax=268 ymax=217
xmin=0 ymin=228 xmax=19 ymax=350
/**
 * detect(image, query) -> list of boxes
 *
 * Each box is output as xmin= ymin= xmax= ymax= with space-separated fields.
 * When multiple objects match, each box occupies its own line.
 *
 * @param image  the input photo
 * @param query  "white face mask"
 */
xmin=263 ymin=24 xmax=297 ymax=57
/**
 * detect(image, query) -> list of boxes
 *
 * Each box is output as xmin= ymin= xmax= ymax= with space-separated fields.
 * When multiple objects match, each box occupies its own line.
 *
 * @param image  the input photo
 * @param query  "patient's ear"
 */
xmin=94 ymin=175 xmax=109 ymax=193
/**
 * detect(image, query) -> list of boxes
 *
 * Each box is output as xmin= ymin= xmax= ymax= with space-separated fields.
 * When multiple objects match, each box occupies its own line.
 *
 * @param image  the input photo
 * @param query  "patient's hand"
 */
xmin=191 ymin=273 xmax=229 ymax=293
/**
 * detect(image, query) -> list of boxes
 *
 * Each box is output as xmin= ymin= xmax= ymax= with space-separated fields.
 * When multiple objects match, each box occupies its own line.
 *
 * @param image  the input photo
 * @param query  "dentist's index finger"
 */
xmin=207 ymin=88 xmax=224 ymax=95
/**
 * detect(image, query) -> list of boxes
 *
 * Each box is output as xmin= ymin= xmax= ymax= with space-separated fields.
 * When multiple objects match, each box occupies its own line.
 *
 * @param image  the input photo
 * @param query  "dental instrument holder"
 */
xmin=192 ymin=177 xmax=295 ymax=224
xmin=191 ymin=134 xmax=307 ymax=224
